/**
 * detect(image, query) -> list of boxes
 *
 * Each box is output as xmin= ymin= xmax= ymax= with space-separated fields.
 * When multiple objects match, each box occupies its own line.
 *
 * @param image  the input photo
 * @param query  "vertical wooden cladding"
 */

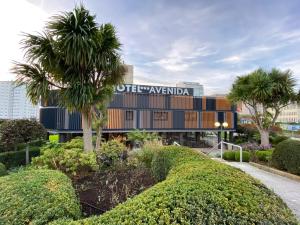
xmin=225 ymin=112 xmax=234 ymax=128
xmin=184 ymin=111 xmax=198 ymax=129
xmin=106 ymin=109 xmax=124 ymax=129
xmin=139 ymin=110 xmax=151 ymax=129
xmin=170 ymin=96 xmax=193 ymax=109
xmin=123 ymin=93 xmax=137 ymax=108
xmin=202 ymin=97 xmax=206 ymax=110
xmin=149 ymin=94 xmax=165 ymax=109
xmin=201 ymin=112 xmax=216 ymax=128
xmin=153 ymin=111 xmax=172 ymax=129
xmin=216 ymin=97 xmax=231 ymax=110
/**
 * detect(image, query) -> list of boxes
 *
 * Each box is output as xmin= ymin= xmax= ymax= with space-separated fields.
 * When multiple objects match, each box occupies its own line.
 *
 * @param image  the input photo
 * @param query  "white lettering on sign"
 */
xmin=116 ymin=84 xmax=192 ymax=96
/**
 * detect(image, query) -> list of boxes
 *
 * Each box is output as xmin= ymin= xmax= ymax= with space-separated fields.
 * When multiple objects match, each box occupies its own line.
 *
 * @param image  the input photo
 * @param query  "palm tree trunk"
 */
xmin=81 ymin=110 xmax=93 ymax=151
xmin=259 ymin=129 xmax=270 ymax=146
xmin=95 ymin=126 xmax=102 ymax=150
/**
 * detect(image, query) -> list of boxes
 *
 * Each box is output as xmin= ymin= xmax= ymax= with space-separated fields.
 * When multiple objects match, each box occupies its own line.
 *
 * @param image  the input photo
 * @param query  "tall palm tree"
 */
xmin=12 ymin=5 xmax=125 ymax=151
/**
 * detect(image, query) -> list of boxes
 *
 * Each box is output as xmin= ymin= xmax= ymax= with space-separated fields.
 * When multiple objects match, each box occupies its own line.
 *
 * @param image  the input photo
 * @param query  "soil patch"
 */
xmin=73 ymin=166 xmax=156 ymax=217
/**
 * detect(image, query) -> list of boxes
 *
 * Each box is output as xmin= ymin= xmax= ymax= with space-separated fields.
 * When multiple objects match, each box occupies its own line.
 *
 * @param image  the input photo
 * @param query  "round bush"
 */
xmin=272 ymin=139 xmax=300 ymax=175
xmin=0 ymin=163 xmax=7 ymax=176
xmin=223 ymin=150 xmax=235 ymax=160
xmin=0 ymin=169 xmax=81 ymax=225
xmin=256 ymin=150 xmax=273 ymax=162
xmin=235 ymin=151 xmax=250 ymax=162
xmin=50 ymin=146 xmax=297 ymax=225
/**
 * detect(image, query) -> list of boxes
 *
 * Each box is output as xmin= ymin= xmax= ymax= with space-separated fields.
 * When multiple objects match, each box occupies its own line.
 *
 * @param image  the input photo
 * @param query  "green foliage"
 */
xmin=235 ymin=151 xmax=250 ymax=162
xmin=272 ymin=139 xmax=300 ymax=175
xmin=270 ymin=135 xmax=288 ymax=146
xmin=50 ymin=146 xmax=297 ymax=225
xmin=32 ymin=139 xmax=98 ymax=176
xmin=49 ymin=134 xmax=59 ymax=142
xmin=0 ymin=119 xmax=47 ymax=152
xmin=150 ymin=149 xmax=172 ymax=182
xmin=0 ymin=163 xmax=7 ymax=176
xmin=256 ymin=150 xmax=273 ymax=162
xmin=97 ymin=139 xmax=127 ymax=168
xmin=222 ymin=150 xmax=236 ymax=161
xmin=127 ymin=129 xmax=160 ymax=145
xmin=0 ymin=147 xmax=40 ymax=169
xmin=228 ymin=68 xmax=298 ymax=146
xmin=0 ymin=169 xmax=81 ymax=225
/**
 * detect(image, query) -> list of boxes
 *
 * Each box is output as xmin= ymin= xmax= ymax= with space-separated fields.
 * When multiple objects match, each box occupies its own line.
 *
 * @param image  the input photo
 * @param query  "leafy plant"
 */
xmin=222 ymin=151 xmax=236 ymax=161
xmin=272 ymin=139 xmax=300 ymax=175
xmin=97 ymin=139 xmax=127 ymax=168
xmin=127 ymin=129 xmax=160 ymax=147
xmin=235 ymin=151 xmax=250 ymax=162
xmin=0 ymin=119 xmax=47 ymax=152
xmin=32 ymin=139 xmax=98 ymax=176
xmin=255 ymin=150 xmax=273 ymax=162
xmin=0 ymin=169 xmax=81 ymax=224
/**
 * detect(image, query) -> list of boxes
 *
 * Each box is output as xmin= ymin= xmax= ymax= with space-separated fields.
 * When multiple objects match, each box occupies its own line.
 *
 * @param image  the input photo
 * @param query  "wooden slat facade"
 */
xmin=225 ymin=112 xmax=234 ymax=129
xmin=139 ymin=110 xmax=151 ymax=129
xmin=216 ymin=97 xmax=232 ymax=110
xmin=202 ymin=97 xmax=206 ymax=110
xmin=201 ymin=112 xmax=216 ymax=129
xmin=153 ymin=111 xmax=172 ymax=129
xmin=170 ymin=96 xmax=193 ymax=109
xmin=107 ymin=109 xmax=124 ymax=129
xmin=149 ymin=94 xmax=165 ymax=109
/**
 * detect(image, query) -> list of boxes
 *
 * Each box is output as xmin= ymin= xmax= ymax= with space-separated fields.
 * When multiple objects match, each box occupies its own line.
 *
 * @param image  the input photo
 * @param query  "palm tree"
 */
xmin=12 ymin=5 xmax=125 ymax=151
xmin=228 ymin=68 xmax=298 ymax=146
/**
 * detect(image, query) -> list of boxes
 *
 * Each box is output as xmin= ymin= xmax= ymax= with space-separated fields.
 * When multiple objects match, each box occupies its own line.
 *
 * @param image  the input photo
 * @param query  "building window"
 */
xmin=154 ymin=111 xmax=168 ymax=121
xmin=125 ymin=111 xmax=133 ymax=120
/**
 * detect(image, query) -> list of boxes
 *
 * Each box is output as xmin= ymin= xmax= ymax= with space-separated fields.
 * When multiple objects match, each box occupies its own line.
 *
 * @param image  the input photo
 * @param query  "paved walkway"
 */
xmin=225 ymin=162 xmax=300 ymax=220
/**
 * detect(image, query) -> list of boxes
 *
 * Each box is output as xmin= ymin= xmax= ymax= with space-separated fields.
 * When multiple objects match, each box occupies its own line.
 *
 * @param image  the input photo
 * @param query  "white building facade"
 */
xmin=0 ymin=81 xmax=39 ymax=120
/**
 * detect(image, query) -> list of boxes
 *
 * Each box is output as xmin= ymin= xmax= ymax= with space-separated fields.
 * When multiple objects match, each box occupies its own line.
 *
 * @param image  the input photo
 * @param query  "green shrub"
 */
xmin=270 ymin=135 xmax=288 ymax=146
xmin=0 ymin=147 xmax=40 ymax=169
xmin=256 ymin=150 xmax=273 ymax=162
xmin=0 ymin=119 xmax=47 ymax=151
xmin=0 ymin=169 xmax=81 ymax=225
xmin=50 ymin=146 xmax=297 ymax=225
xmin=97 ymin=139 xmax=127 ymax=168
xmin=49 ymin=134 xmax=59 ymax=142
xmin=222 ymin=150 xmax=236 ymax=160
xmin=235 ymin=151 xmax=250 ymax=162
xmin=0 ymin=163 xmax=7 ymax=176
xmin=150 ymin=149 xmax=172 ymax=181
xmin=32 ymin=139 xmax=98 ymax=176
xmin=272 ymin=139 xmax=300 ymax=175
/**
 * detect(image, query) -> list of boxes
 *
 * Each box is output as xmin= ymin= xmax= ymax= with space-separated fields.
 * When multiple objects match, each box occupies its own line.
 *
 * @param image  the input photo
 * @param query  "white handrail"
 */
xmin=221 ymin=141 xmax=243 ymax=163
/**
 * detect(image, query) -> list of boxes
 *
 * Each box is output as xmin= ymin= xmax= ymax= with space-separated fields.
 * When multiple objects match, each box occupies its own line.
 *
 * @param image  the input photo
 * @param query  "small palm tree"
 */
xmin=13 ymin=5 xmax=125 ymax=151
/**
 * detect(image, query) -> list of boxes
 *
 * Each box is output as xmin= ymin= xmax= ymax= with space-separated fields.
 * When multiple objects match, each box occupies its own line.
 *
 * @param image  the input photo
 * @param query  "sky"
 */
xmin=1 ymin=0 xmax=300 ymax=95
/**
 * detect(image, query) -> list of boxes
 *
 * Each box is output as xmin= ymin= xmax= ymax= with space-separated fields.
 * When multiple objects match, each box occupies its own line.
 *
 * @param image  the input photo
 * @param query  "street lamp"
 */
xmin=214 ymin=121 xmax=228 ymax=159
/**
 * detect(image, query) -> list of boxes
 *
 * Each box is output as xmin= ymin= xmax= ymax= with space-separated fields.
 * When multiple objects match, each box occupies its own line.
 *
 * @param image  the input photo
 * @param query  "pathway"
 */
xmin=225 ymin=162 xmax=300 ymax=220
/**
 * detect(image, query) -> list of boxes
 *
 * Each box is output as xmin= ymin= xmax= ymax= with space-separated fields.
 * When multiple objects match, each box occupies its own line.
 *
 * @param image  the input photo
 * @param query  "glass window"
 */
xmin=125 ymin=111 xmax=133 ymax=120
xmin=154 ymin=111 xmax=168 ymax=121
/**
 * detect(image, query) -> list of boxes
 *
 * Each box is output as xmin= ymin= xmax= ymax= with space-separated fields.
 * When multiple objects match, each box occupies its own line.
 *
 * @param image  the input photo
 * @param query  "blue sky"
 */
xmin=2 ymin=0 xmax=300 ymax=94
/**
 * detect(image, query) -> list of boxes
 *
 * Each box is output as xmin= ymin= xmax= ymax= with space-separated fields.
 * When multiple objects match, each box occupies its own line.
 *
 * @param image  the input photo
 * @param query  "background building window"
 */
xmin=154 ymin=111 xmax=168 ymax=121
xmin=126 ymin=111 xmax=133 ymax=120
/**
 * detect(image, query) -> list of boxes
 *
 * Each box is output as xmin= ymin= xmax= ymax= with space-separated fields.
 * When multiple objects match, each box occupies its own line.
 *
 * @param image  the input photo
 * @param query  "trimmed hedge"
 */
xmin=50 ymin=146 xmax=297 ymax=225
xmin=0 ymin=169 xmax=81 ymax=225
xmin=235 ymin=150 xmax=250 ymax=162
xmin=222 ymin=150 xmax=235 ymax=161
xmin=0 ymin=147 xmax=40 ymax=169
xmin=272 ymin=139 xmax=300 ymax=175
xmin=256 ymin=150 xmax=273 ymax=162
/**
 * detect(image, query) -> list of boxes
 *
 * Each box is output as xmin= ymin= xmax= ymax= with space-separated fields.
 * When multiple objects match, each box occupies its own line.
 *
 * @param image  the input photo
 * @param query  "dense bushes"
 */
xmin=222 ymin=150 xmax=250 ymax=162
xmin=272 ymin=139 xmax=300 ymax=175
xmin=256 ymin=149 xmax=273 ymax=162
xmin=270 ymin=135 xmax=288 ymax=146
xmin=0 ymin=169 xmax=81 ymax=225
xmin=32 ymin=139 xmax=98 ymax=176
xmin=51 ymin=146 xmax=297 ymax=225
xmin=0 ymin=147 xmax=40 ymax=169
xmin=0 ymin=119 xmax=47 ymax=151
xmin=0 ymin=163 xmax=7 ymax=176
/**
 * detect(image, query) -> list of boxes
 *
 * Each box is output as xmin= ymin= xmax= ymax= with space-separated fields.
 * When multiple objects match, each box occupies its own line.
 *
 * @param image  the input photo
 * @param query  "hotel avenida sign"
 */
xmin=116 ymin=84 xmax=193 ymax=96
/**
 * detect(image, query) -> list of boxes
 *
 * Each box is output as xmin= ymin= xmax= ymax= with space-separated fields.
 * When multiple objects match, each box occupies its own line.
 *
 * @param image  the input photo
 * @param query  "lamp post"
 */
xmin=214 ymin=121 xmax=228 ymax=159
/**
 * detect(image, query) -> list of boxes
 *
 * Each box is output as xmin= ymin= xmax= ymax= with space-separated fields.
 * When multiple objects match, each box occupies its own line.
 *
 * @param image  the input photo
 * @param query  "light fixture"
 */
xmin=214 ymin=121 xmax=221 ymax=127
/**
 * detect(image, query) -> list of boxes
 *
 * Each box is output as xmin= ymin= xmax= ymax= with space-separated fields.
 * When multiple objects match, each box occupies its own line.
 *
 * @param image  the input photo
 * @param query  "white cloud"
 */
xmin=0 ymin=0 xmax=48 ymax=81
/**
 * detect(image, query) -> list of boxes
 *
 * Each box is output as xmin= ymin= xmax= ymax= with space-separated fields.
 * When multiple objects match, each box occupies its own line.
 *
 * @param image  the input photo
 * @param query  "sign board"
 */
xmin=287 ymin=125 xmax=300 ymax=131
xmin=116 ymin=84 xmax=194 ymax=96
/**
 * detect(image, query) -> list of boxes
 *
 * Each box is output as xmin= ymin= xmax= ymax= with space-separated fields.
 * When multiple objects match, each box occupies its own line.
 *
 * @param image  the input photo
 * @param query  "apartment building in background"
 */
xmin=0 ymin=81 xmax=39 ymax=120
xmin=176 ymin=81 xmax=204 ymax=97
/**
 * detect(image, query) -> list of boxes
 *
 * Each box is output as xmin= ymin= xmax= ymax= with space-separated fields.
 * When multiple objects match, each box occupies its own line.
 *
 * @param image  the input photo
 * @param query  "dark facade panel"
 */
xmin=173 ymin=111 xmax=184 ymax=129
xmin=193 ymin=98 xmax=202 ymax=110
xmin=109 ymin=93 xmax=123 ymax=108
xmin=206 ymin=98 xmax=216 ymax=111
xmin=69 ymin=112 xmax=81 ymax=130
xmin=137 ymin=94 xmax=149 ymax=108
xmin=40 ymin=108 xmax=57 ymax=129
xmin=217 ymin=112 xmax=224 ymax=123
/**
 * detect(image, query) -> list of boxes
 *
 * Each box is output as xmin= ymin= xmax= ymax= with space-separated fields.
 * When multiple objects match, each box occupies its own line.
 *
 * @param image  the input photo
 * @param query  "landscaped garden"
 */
xmin=0 ymin=135 xmax=299 ymax=224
